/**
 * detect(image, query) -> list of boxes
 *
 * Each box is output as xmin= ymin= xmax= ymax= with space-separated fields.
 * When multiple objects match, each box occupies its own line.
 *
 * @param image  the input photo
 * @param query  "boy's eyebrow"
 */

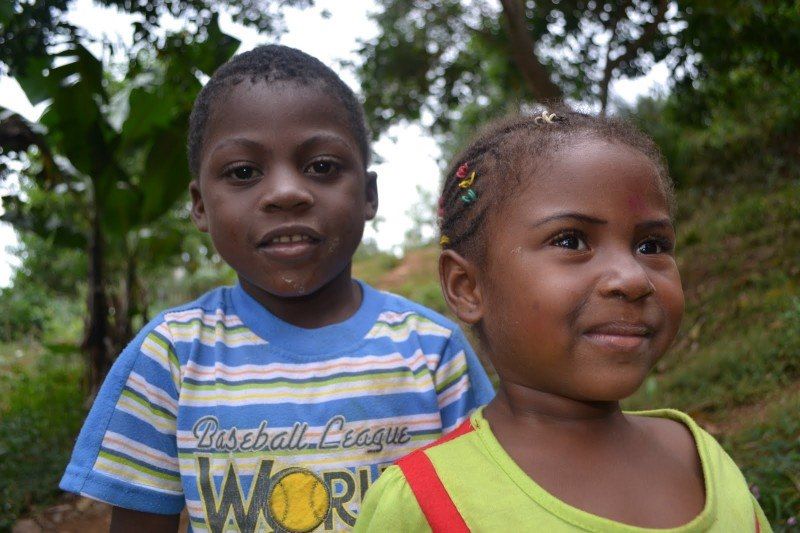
xmin=530 ymin=212 xmax=608 ymax=228
xmin=297 ymin=132 xmax=357 ymax=152
xmin=210 ymin=137 xmax=264 ymax=155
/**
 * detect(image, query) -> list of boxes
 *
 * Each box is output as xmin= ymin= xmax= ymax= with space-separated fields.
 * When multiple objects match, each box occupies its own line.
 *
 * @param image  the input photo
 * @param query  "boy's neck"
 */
xmin=239 ymin=266 xmax=363 ymax=329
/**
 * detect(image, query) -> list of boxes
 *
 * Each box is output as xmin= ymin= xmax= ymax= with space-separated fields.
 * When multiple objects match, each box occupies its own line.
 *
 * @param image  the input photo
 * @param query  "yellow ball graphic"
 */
xmin=268 ymin=468 xmax=330 ymax=532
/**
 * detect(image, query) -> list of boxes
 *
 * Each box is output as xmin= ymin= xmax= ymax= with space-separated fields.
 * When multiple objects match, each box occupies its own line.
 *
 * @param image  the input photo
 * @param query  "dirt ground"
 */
xmin=12 ymin=496 xmax=110 ymax=533
xmin=13 ymin=495 xmax=189 ymax=533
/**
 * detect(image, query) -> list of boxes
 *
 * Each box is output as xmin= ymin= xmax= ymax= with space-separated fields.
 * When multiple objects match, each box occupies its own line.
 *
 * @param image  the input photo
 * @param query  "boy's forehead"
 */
xmin=200 ymin=80 xmax=359 ymax=159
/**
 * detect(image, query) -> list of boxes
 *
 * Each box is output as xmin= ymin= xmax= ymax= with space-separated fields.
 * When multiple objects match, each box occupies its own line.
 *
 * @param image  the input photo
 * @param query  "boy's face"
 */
xmin=190 ymin=81 xmax=377 ymax=301
xmin=475 ymin=138 xmax=683 ymax=402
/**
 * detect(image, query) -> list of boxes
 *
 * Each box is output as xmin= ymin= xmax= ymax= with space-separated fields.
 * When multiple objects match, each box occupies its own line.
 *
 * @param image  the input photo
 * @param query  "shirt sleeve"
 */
xmin=354 ymin=465 xmax=431 ymax=533
xmin=59 ymin=318 xmax=184 ymax=514
xmin=434 ymin=327 xmax=495 ymax=433
xmin=752 ymin=495 xmax=773 ymax=532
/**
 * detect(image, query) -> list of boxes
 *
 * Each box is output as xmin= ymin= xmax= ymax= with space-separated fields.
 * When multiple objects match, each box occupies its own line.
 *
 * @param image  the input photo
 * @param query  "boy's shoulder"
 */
xmin=365 ymin=283 xmax=462 ymax=340
xmin=369 ymin=283 xmax=458 ymax=328
xmin=133 ymin=285 xmax=244 ymax=341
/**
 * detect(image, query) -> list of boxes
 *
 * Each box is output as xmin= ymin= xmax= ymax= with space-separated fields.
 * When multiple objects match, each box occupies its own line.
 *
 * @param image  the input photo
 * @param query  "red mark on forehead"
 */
xmin=627 ymin=195 xmax=646 ymax=212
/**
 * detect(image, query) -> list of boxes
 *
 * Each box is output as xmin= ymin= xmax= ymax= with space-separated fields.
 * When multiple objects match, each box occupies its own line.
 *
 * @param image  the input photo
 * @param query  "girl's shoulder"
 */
xmin=627 ymin=409 xmax=703 ymax=475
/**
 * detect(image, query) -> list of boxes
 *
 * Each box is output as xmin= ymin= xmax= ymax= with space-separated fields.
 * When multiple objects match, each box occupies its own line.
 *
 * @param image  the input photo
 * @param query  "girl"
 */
xmin=354 ymin=111 xmax=771 ymax=532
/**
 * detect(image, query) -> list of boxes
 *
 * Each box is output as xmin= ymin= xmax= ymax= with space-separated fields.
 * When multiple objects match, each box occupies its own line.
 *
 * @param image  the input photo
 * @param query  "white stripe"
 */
xmin=102 ymin=431 xmax=179 ymax=473
xmin=182 ymin=350 xmax=429 ymax=384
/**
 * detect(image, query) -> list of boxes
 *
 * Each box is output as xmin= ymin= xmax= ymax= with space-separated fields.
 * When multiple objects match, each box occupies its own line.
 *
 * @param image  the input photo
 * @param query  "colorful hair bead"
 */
xmin=455 ymin=163 xmax=469 ymax=179
xmin=439 ymin=235 xmax=450 ymax=246
xmin=461 ymin=188 xmax=477 ymax=204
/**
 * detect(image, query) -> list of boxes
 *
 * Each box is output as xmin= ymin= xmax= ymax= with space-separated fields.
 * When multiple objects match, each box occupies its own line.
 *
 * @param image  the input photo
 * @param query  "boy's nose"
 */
xmin=259 ymin=168 xmax=314 ymax=211
xmin=596 ymin=252 xmax=655 ymax=301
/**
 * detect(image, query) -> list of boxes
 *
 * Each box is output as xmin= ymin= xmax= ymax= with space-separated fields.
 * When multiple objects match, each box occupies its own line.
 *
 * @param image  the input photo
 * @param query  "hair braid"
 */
xmin=438 ymin=109 xmax=673 ymax=262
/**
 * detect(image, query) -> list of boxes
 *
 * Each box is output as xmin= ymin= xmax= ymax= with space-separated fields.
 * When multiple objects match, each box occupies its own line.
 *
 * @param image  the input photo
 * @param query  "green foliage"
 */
xmin=722 ymin=390 xmax=800 ymax=532
xmin=0 ymin=284 xmax=52 ymax=342
xmin=0 ymin=350 xmax=85 ymax=530
xmin=358 ymin=0 xmax=685 ymax=143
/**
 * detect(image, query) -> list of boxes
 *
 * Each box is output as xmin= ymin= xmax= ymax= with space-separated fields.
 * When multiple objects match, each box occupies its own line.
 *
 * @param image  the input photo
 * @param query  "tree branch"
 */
xmin=498 ymin=0 xmax=565 ymax=104
xmin=600 ymin=0 xmax=668 ymax=113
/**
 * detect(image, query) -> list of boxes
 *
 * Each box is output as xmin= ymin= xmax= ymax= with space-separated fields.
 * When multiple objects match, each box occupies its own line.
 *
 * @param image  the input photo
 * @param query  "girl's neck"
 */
xmin=484 ymin=381 xmax=627 ymax=432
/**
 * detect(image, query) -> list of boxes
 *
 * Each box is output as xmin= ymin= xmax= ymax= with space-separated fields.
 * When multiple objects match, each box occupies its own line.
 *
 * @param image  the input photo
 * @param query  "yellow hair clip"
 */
xmin=439 ymin=235 xmax=450 ymax=246
xmin=458 ymin=171 xmax=476 ymax=189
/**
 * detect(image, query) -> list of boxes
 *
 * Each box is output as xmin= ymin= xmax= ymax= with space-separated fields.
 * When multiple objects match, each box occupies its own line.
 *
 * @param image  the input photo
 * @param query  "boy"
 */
xmin=60 ymin=45 xmax=494 ymax=532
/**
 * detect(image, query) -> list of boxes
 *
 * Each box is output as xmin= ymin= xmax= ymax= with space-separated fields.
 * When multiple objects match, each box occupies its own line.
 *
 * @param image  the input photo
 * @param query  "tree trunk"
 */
xmin=83 ymin=206 xmax=111 ymax=399
xmin=498 ymin=0 xmax=565 ymax=105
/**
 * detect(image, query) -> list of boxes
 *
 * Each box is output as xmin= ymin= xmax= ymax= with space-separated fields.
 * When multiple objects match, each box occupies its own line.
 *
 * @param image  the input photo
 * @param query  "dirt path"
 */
xmin=12 ymin=496 xmax=110 ymax=533
xmin=13 ymin=496 xmax=189 ymax=533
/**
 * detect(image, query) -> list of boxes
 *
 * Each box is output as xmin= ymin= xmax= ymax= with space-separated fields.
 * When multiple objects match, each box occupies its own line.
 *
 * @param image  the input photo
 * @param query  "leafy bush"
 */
xmin=0 ymin=285 xmax=52 ymax=342
xmin=0 ymin=351 xmax=85 ymax=529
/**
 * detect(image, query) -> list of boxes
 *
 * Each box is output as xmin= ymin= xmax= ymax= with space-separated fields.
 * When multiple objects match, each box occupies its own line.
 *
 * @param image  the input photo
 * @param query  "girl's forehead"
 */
xmin=513 ymin=139 xmax=670 ymax=215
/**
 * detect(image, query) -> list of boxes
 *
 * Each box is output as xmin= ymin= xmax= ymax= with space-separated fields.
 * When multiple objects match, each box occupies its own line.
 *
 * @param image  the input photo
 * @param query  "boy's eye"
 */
xmin=224 ymin=165 xmax=259 ymax=181
xmin=636 ymin=237 xmax=673 ymax=255
xmin=550 ymin=231 xmax=588 ymax=251
xmin=305 ymin=160 xmax=339 ymax=176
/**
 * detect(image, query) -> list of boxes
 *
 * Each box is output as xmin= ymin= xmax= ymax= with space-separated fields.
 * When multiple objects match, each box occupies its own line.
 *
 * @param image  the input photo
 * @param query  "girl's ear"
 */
xmin=439 ymin=249 xmax=483 ymax=325
xmin=189 ymin=180 xmax=209 ymax=232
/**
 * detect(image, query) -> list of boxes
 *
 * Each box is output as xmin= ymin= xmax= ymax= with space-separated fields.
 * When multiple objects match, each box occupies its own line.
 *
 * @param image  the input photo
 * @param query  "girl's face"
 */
xmin=476 ymin=138 xmax=683 ymax=402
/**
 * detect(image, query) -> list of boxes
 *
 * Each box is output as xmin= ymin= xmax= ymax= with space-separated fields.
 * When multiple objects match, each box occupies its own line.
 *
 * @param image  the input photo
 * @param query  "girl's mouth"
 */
xmin=582 ymin=322 xmax=654 ymax=351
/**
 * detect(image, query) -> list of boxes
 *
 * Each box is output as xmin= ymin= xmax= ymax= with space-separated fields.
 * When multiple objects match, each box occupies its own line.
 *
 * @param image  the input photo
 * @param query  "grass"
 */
xmin=0 ymin=349 xmax=86 ymax=531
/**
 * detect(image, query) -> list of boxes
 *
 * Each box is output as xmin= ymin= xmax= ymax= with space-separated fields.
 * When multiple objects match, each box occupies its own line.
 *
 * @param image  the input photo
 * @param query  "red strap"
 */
xmin=396 ymin=420 xmax=474 ymax=533
xmin=754 ymin=509 xmax=760 ymax=533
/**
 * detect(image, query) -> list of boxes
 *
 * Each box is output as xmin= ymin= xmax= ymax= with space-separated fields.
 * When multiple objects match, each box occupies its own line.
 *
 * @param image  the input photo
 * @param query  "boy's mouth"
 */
xmin=257 ymin=227 xmax=322 ymax=259
xmin=265 ymin=234 xmax=316 ymax=245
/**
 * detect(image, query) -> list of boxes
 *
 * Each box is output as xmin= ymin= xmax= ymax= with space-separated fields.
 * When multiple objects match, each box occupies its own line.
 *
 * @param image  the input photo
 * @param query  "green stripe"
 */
xmin=373 ymin=314 xmax=444 ymax=332
xmin=181 ymin=365 xmax=428 ymax=392
xmin=435 ymin=360 xmax=467 ymax=394
xmin=98 ymin=450 xmax=179 ymax=482
xmin=168 ymin=319 xmax=251 ymax=336
xmin=122 ymin=389 xmax=176 ymax=421
xmin=145 ymin=333 xmax=181 ymax=376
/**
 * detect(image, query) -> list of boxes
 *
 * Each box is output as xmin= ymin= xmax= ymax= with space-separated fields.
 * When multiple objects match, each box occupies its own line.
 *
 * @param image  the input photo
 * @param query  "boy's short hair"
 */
xmin=187 ymin=44 xmax=371 ymax=177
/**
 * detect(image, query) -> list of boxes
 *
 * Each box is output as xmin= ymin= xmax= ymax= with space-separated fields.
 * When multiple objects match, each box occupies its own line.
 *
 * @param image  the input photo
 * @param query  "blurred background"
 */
xmin=0 ymin=1 xmax=798 ymax=531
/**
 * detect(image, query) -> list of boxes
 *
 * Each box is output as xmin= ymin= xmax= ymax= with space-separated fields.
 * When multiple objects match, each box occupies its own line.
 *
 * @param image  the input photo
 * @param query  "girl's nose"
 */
xmin=597 ymin=252 xmax=655 ymax=301
xmin=259 ymin=167 xmax=314 ymax=211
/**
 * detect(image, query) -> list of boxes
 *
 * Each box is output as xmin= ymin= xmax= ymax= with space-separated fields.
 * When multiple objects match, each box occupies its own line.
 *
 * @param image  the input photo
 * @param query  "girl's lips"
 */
xmin=583 ymin=332 xmax=648 ymax=351
xmin=582 ymin=322 xmax=654 ymax=351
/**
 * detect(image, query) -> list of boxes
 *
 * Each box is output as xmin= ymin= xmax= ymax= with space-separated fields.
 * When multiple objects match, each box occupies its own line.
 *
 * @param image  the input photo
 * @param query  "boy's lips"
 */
xmin=257 ymin=226 xmax=322 ymax=260
xmin=582 ymin=321 xmax=654 ymax=351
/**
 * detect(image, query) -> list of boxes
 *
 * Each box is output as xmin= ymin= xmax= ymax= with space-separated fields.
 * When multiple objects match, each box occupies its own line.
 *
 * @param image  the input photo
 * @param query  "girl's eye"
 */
xmin=305 ymin=160 xmax=339 ymax=176
xmin=550 ymin=231 xmax=588 ymax=251
xmin=636 ymin=237 xmax=673 ymax=255
xmin=224 ymin=165 xmax=259 ymax=181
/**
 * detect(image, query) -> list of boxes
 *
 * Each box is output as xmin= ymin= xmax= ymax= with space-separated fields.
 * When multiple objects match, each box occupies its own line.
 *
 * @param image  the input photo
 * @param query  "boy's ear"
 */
xmin=364 ymin=170 xmax=378 ymax=220
xmin=439 ymin=249 xmax=483 ymax=325
xmin=189 ymin=180 xmax=209 ymax=233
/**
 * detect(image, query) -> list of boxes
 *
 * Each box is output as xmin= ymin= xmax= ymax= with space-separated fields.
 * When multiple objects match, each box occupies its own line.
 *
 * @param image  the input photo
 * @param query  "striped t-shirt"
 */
xmin=60 ymin=281 xmax=495 ymax=532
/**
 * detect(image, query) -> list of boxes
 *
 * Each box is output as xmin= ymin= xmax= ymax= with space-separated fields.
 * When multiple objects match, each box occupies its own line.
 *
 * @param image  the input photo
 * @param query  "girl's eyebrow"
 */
xmin=530 ymin=212 xmax=607 ymax=228
xmin=635 ymin=219 xmax=674 ymax=231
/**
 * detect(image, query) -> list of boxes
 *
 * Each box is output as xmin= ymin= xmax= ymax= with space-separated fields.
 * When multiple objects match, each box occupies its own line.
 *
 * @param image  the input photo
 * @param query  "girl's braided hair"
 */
xmin=438 ymin=109 xmax=674 ymax=262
